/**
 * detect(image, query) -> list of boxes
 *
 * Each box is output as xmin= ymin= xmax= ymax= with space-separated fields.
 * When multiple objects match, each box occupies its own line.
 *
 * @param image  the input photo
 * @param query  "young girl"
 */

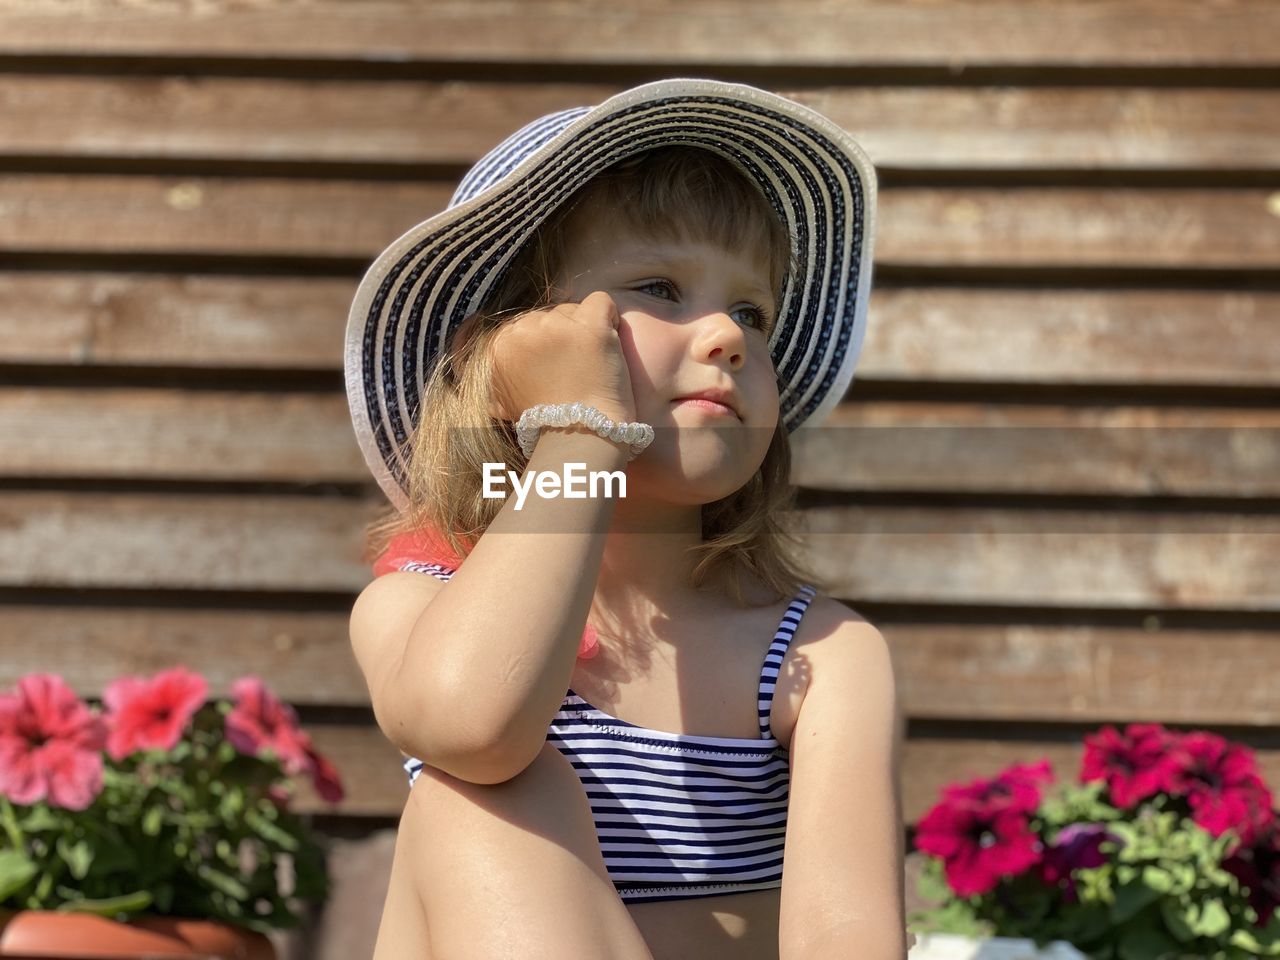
xmin=346 ymin=80 xmax=905 ymax=959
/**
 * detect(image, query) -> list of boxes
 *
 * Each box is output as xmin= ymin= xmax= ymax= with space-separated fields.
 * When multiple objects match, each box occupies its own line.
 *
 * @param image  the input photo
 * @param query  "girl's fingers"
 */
xmin=579 ymin=290 xmax=619 ymax=330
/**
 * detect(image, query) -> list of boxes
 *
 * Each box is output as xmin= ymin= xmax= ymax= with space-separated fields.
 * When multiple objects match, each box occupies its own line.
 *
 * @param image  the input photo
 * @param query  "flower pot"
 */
xmin=908 ymin=932 xmax=1089 ymax=960
xmin=0 ymin=911 xmax=276 ymax=960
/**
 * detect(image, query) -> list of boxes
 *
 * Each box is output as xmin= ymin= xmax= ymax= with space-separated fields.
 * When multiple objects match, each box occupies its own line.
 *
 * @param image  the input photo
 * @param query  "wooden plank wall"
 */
xmin=2 ymin=1 xmax=1278 ymax=954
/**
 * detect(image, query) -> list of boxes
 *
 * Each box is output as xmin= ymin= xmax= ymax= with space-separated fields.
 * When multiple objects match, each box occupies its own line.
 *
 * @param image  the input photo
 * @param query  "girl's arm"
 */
xmin=369 ymin=426 xmax=627 ymax=784
xmin=778 ymin=612 xmax=907 ymax=959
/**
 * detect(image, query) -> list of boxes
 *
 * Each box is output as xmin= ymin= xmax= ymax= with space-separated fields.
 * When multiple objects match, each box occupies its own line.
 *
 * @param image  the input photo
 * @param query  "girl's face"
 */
xmin=554 ymin=210 xmax=781 ymax=504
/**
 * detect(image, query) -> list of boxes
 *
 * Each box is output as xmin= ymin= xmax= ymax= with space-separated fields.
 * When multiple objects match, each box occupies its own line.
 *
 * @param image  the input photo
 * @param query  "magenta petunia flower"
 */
xmin=102 ymin=665 xmax=209 ymax=762
xmin=944 ymin=760 xmax=1055 ymax=816
xmin=0 ymin=674 xmax=108 ymax=811
xmin=1168 ymin=731 xmax=1275 ymax=847
xmin=1080 ymin=723 xmax=1181 ymax=809
xmin=915 ymin=797 xmax=1043 ymax=896
xmin=1223 ymin=821 xmax=1280 ymax=927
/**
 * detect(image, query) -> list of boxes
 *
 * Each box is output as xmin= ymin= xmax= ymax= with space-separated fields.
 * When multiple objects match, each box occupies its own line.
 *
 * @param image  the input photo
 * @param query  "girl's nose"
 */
xmin=697 ymin=310 xmax=747 ymax=368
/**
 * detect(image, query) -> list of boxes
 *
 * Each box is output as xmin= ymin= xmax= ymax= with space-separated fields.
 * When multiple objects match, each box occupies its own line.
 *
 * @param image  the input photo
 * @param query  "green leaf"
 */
xmin=244 ymin=807 xmax=298 ymax=851
xmin=1117 ymin=921 xmax=1181 ymax=960
xmin=1107 ymin=822 xmax=1139 ymax=854
xmin=1141 ymin=865 xmax=1175 ymax=894
xmin=55 ymin=835 xmax=93 ymax=880
xmin=16 ymin=805 xmax=60 ymax=833
xmin=0 ymin=848 xmax=39 ymax=899
xmin=141 ymin=805 xmax=164 ymax=837
xmin=1171 ymin=863 xmax=1197 ymax=891
xmin=1061 ymin=903 xmax=1118 ymax=946
xmin=54 ymin=889 xmax=153 ymax=916
xmin=1190 ymin=898 xmax=1231 ymax=938
xmin=218 ymin=787 xmax=245 ymax=820
xmin=1159 ymin=897 xmax=1195 ymax=943
xmin=913 ymin=858 xmax=953 ymax=904
xmin=197 ymin=863 xmax=250 ymax=900
xmin=1231 ymin=911 xmax=1280 ymax=957
xmin=1112 ymin=879 xmax=1162 ymax=924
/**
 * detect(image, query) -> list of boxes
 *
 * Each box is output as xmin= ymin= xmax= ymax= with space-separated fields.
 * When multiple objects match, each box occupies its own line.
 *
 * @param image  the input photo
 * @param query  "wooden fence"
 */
xmin=1 ymin=1 xmax=1277 ymax=955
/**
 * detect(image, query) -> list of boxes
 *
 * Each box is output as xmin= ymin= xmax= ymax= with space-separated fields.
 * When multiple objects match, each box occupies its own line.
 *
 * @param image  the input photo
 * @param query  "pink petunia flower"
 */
xmin=302 ymin=739 xmax=345 ymax=803
xmin=224 ymin=676 xmax=344 ymax=803
xmin=1080 ymin=723 xmax=1182 ymax=809
xmin=225 ymin=676 xmax=311 ymax=776
xmin=915 ymin=797 xmax=1043 ymax=897
xmin=102 ymin=666 xmax=209 ymax=762
xmin=0 ymin=674 xmax=108 ymax=811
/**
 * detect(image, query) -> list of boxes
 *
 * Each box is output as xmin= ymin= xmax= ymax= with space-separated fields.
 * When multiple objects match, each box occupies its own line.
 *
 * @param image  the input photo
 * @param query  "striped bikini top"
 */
xmin=392 ymin=558 xmax=818 ymax=904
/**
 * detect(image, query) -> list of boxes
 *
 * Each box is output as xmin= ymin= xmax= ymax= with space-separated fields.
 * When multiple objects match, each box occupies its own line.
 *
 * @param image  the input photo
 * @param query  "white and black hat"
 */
xmin=345 ymin=78 xmax=878 ymax=513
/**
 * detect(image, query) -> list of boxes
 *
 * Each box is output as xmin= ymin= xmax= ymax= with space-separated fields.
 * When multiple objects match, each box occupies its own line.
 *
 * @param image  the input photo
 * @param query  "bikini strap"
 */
xmin=394 ymin=560 xmax=456 ymax=582
xmin=757 ymin=584 xmax=819 ymax=741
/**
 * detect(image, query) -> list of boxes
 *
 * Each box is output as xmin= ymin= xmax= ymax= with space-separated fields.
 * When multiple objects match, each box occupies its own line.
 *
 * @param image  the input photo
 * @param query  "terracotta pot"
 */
xmin=0 ymin=911 xmax=276 ymax=959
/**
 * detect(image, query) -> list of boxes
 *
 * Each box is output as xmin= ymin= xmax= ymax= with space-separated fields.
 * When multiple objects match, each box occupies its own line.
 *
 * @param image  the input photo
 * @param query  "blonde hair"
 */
xmin=362 ymin=145 xmax=828 ymax=605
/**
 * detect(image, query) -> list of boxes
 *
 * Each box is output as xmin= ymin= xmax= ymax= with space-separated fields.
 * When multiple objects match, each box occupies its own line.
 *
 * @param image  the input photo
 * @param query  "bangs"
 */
xmin=554 ymin=146 xmax=796 ymax=309
xmin=470 ymin=144 xmax=800 ymax=340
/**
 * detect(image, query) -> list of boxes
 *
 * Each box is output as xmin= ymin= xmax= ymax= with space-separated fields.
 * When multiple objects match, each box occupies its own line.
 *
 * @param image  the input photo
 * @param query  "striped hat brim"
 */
xmin=345 ymin=78 xmax=878 ymax=514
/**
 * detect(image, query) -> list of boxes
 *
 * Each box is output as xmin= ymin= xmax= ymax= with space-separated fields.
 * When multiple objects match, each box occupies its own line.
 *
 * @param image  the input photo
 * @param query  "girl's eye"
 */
xmin=733 ymin=303 xmax=773 ymax=331
xmin=732 ymin=304 xmax=768 ymax=335
xmin=635 ymin=280 xmax=772 ymax=331
xmin=636 ymin=279 xmax=677 ymax=300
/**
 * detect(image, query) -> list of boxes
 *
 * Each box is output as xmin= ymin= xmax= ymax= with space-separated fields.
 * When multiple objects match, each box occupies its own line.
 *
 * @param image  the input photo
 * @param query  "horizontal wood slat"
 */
xmin=803 ymin=507 xmax=1280 ymax=610
xmin=0 ymin=176 xmax=451 ymax=260
xmin=4 ymin=389 xmax=1279 ymax=497
xmin=1 ymin=1 xmax=1276 ymax=68
xmin=3 ymin=177 xmax=1278 ymax=268
xmin=286 ymin=727 xmax=1280 ymax=824
xmin=4 ymin=608 xmax=1277 ymax=726
xmin=793 ymin=404 xmax=1280 ymax=497
xmin=2 ymin=493 xmax=1276 ymax=608
xmin=884 ymin=189 xmax=1280 ymax=269
xmin=864 ymin=288 xmax=1280 ymax=387
xmin=895 ymin=624 xmax=1280 ymax=727
xmin=4 ymin=77 xmax=1278 ymax=171
xmin=1 ymin=388 xmax=366 ymax=482
xmin=4 ymin=275 xmax=1278 ymax=387
xmin=0 ymin=605 xmax=368 ymax=708
xmin=0 ymin=492 xmax=369 ymax=593
xmin=0 ymin=274 xmax=349 ymax=370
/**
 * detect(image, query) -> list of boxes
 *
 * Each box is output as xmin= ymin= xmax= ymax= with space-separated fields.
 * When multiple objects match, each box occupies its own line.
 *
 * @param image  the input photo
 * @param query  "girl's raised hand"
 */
xmin=488 ymin=290 xmax=637 ymax=426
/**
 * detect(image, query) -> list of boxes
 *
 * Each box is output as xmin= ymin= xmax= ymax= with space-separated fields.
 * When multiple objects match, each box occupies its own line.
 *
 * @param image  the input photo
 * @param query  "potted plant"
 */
xmin=0 ymin=667 xmax=344 ymax=957
xmin=908 ymin=723 xmax=1280 ymax=960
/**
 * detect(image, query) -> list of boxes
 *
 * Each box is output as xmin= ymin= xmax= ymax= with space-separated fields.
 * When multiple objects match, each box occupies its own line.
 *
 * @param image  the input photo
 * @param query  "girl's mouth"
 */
xmin=672 ymin=398 xmax=740 ymax=420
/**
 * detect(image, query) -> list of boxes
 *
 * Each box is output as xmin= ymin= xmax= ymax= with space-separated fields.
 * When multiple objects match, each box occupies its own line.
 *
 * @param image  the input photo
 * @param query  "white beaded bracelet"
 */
xmin=516 ymin=402 xmax=654 ymax=461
